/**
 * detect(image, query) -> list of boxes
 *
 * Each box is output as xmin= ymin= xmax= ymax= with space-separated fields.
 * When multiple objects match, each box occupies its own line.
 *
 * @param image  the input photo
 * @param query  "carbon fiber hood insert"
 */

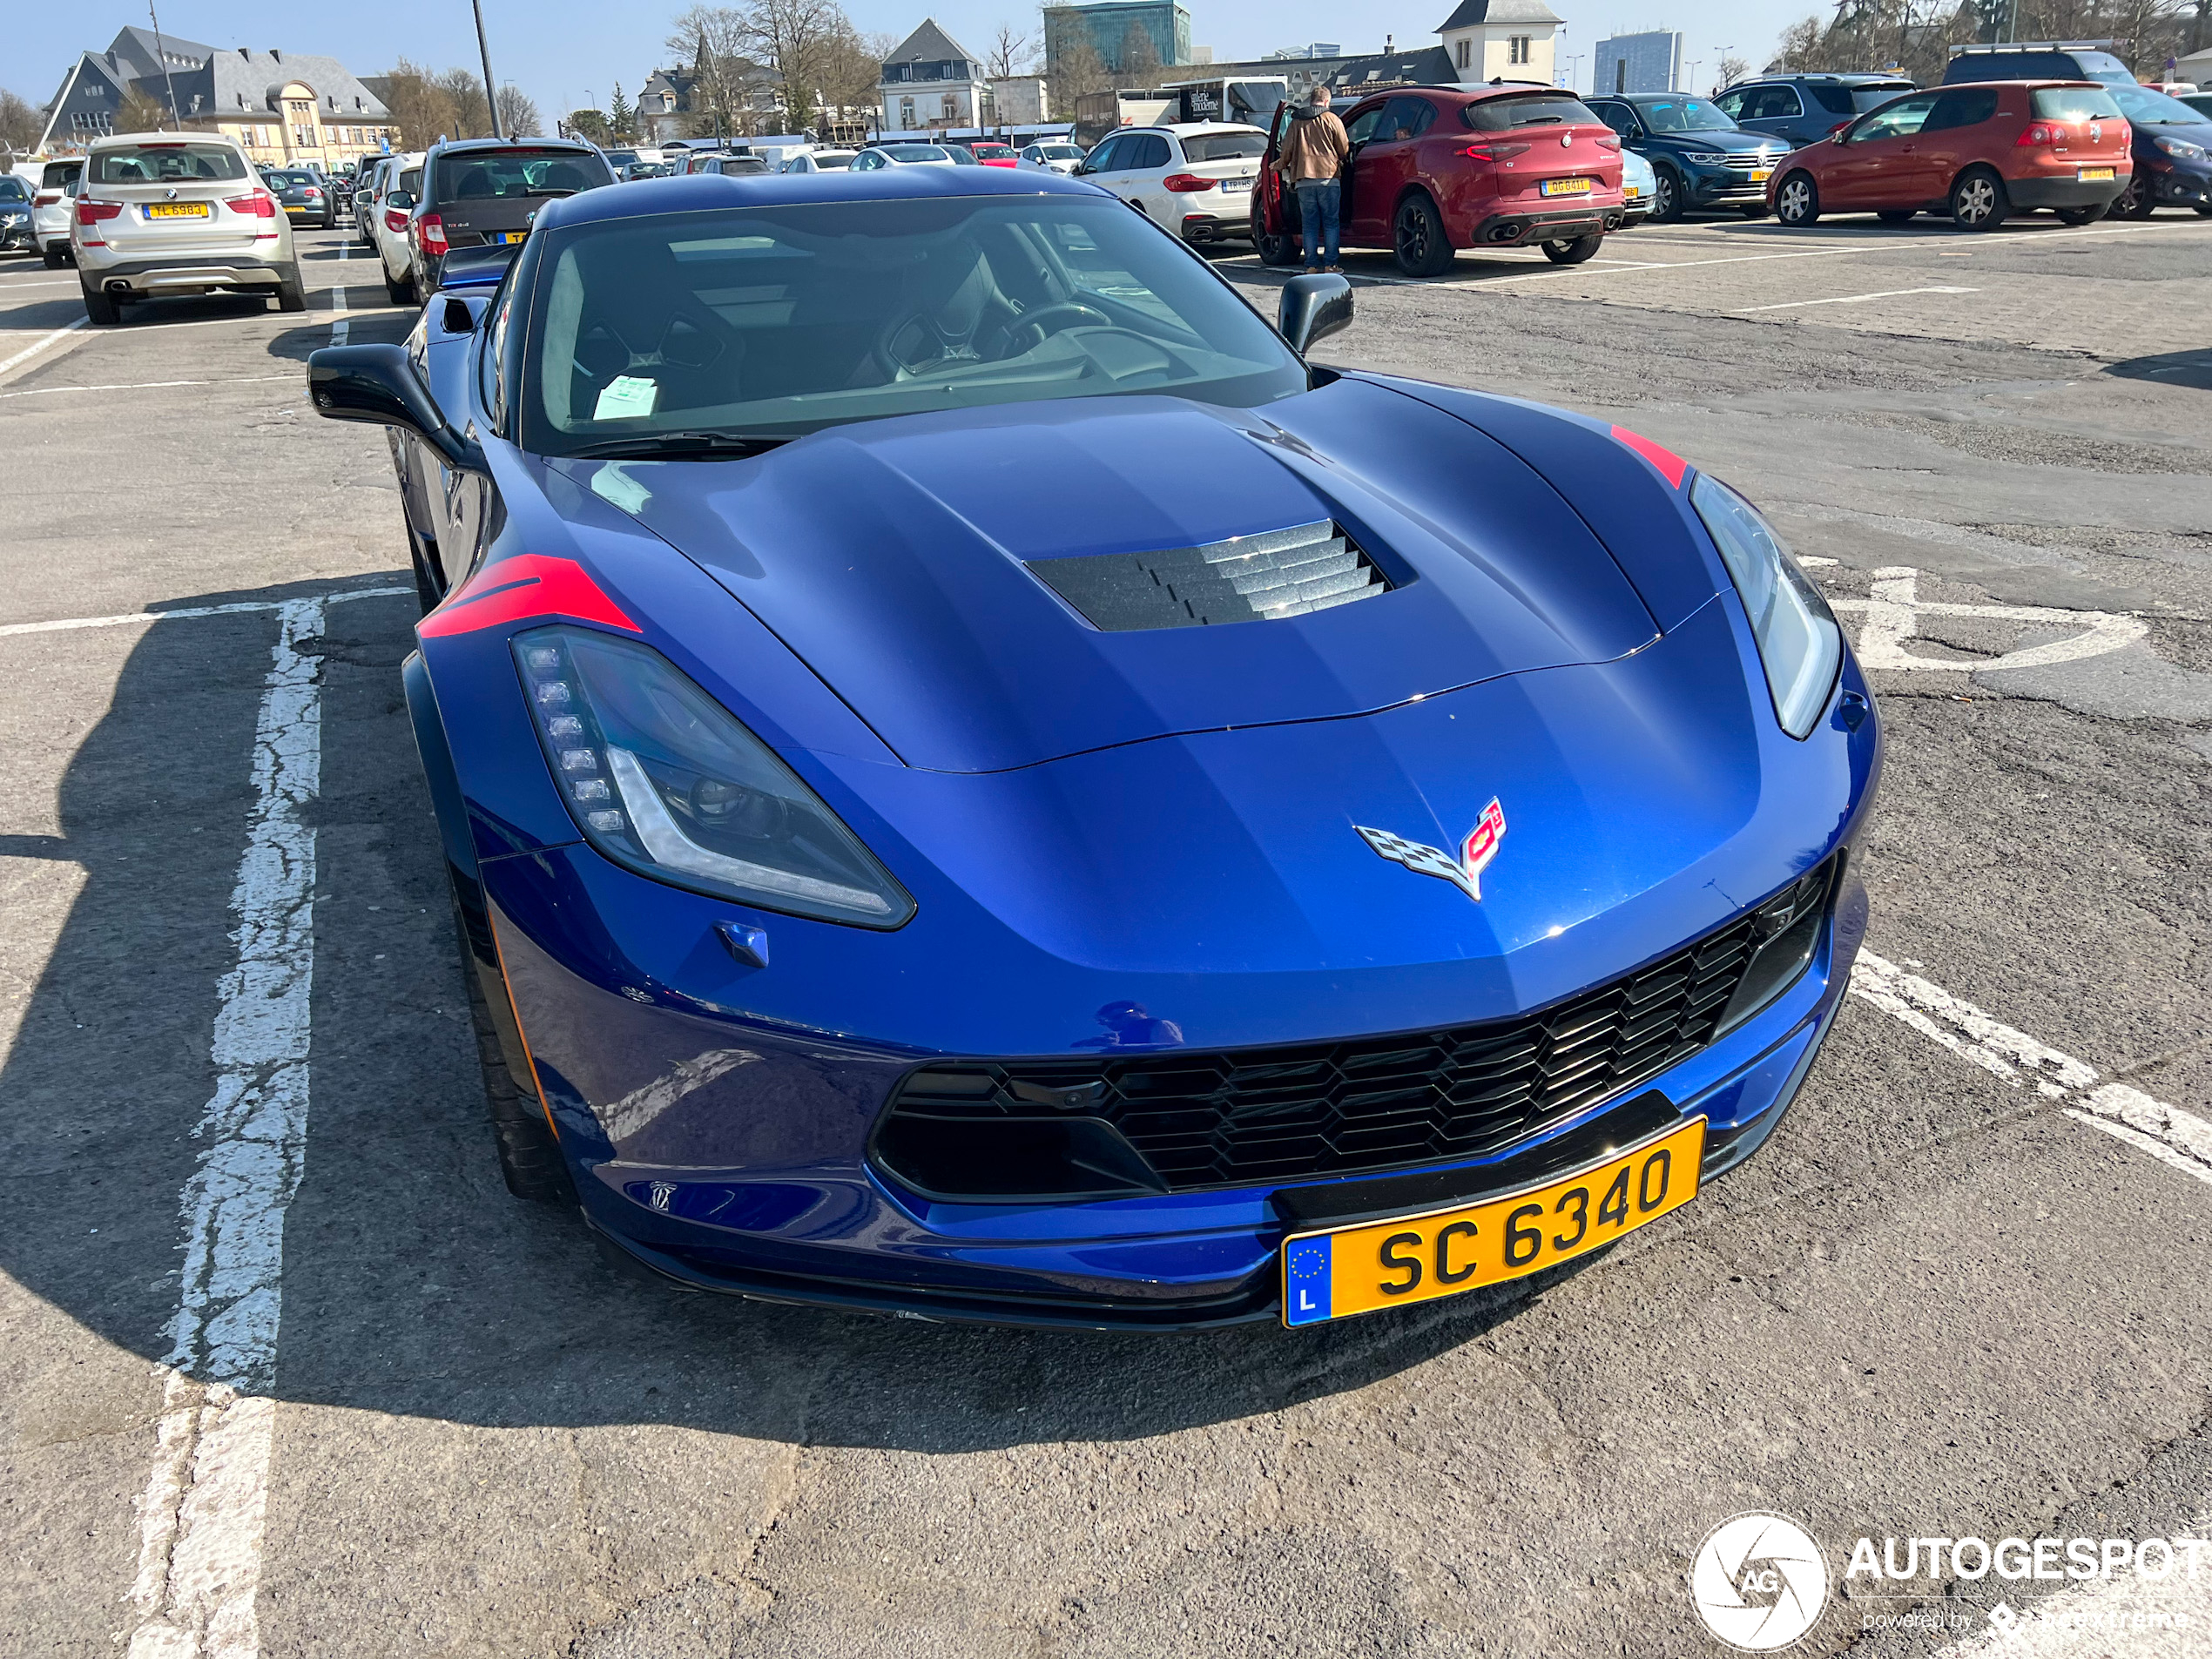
xmin=1025 ymin=519 xmax=1390 ymax=631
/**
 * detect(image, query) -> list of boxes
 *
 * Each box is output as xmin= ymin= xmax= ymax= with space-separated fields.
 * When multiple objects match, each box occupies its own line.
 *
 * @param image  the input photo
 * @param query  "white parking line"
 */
xmin=0 ymin=373 xmax=296 ymax=403
xmin=1849 ymin=951 xmax=2212 ymax=1187
xmin=331 ymin=243 xmax=348 ymax=347
xmin=1737 ymin=284 xmax=1977 ymax=313
xmin=0 ymin=315 xmax=88 ymax=378
xmin=119 ymin=580 xmax=407 ymax=1659
xmin=1829 ymin=566 xmax=2148 ymax=673
xmin=0 ymin=588 xmax=408 ymax=638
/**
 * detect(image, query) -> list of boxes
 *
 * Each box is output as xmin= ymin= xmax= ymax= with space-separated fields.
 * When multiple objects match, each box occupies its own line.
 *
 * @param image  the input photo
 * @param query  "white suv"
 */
xmin=71 ymin=132 xmax=301 ymax=322
xmin=1071 ymin=123 xmax=1270 ymax=246
xmin=370 ymin=152 xmax=428 ymax=305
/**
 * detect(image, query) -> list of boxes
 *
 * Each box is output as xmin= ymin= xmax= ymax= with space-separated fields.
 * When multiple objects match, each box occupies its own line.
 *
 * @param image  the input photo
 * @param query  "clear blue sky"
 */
xmin=8 ymin=3 xmax=1811 ymax=133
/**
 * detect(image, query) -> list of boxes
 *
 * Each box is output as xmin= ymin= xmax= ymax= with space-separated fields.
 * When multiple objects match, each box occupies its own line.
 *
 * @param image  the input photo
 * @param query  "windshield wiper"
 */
xmin=570 ymin=431 xmax=792 ymax=460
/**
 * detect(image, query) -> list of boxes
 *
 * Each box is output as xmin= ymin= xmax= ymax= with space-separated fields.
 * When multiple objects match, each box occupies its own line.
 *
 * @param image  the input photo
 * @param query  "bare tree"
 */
xmin=814 ymin=24 xmax=886 ymax=125
xmin=1118 ymin=22 xmax=1163 ymax=85
xmin=380 ymin=61 xmax=461 ymax=149
xmin=1050 ymin=37 xmax=1113 ymax=106
xmin=988 ymin=23 xmax=1037 ymax=78
xmin=1715 ymin=51 xmax=1751 ymax=89
xmin=496 ymin=84 xmax=543 ymax=137
xmin=667 ymin=6 xmax=753 ymax=134
xmin=0 ymin=88 xmax=44 ymax=157
xmin=435 ymin=67 xmax=494 ymax=137
xmin=118 ymin=86 xmax=175 ymax=132
xmin=1771 ymin=16 xmax=1824 ymax=69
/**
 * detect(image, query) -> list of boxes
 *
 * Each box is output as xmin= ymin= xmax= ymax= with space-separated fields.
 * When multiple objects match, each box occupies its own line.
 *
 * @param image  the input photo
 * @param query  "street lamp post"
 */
xmin=472 ymin=0 xmax=504 ymax=140
xmin=1713 ymin=46 xmax=1734 ymax=94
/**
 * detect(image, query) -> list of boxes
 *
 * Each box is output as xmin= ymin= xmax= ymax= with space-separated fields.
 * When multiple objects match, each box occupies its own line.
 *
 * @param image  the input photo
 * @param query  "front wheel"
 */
xmin=2054 ymin=202 xmax=2107 ymax=226
xmin=1651 ymin=165 xmax=1684 ymax=222
xmin=1392 ymin=192 xmax=1454 ymax=278
xmin=1775 ymin=172 xmax=1820 ymax=227
xmin=1541 ymin=232 xmax=1604 ymax=264
xmin=1950 ymin=167 xmax=2008 ymax=231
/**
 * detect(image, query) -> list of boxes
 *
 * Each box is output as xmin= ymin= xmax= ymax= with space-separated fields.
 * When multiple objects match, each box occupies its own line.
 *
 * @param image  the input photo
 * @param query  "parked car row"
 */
xmin=354 ymin=136 xmax=614 ymax=304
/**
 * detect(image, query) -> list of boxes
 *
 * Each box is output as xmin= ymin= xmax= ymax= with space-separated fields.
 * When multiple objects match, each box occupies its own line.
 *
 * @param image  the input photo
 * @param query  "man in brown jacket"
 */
xmin=1276 ymin=84 xmax=1350 ymax=273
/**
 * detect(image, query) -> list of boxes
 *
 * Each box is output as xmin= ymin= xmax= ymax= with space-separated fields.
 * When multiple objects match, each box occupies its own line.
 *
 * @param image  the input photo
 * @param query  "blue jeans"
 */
xmin=1294 ymin=178 xmax=1340 ymax=268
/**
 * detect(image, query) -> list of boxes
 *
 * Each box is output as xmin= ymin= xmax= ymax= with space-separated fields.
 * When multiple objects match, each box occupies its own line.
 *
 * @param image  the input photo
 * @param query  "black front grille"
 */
xmin=878 ymin=862 xmax=1835 ymax=1200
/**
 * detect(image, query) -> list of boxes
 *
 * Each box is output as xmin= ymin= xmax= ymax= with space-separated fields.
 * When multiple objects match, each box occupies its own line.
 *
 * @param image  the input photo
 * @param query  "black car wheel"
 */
xmin=1877 ymin=208 xmax=1916 ymax=225
xmin=274 ymin=263 xmax=307 ymax=313
xmin=2115 ymin=170 xmax=2155 ymax=219
xmin=1392 ymin=192 xmax=1454 ymax=278
xmin=1251 ymin=197 xmax=1299 ymax=266
xmin=2054 ymin=202 xmax=2107 ymax=226
xmin=43 ymin=245 xmax=67 ymax=268
xmin=1651 ymin=165 xmax=1683 ymax=222
xmin=386 ymin=263 xmax=417 ymax=306
xmin=1541 ymin=232 xmax=1604 ymax=264
xmin=451 ymin=887 xmax=576 ymax=1205
xmin=80 ymin=280 xmax=121 ymax=325
xmin=1950 ymin=166 xmax=2008 ymax=231
xmin=1738 ymin=203 xmax=1769 ymax=219
xmin=1775 ymin=171 xmax=1820 ymax=227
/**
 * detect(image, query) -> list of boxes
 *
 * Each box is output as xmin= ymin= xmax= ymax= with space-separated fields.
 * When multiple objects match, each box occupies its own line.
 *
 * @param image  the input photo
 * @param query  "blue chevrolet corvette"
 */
xmin=308 ymin=166 xmax=1878 ymax=1328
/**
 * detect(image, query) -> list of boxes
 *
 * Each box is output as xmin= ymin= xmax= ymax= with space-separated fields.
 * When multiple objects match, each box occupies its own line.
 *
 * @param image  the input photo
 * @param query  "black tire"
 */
xmin=1650 ymin=165 xmax=1684 ymax=222
xmin=80 ymin=281 xmax=120 ymax=325
xmin=43 ymin=245 xmax=67 ymax=268
xmin=1391 ymin=192 xmax=1453 ymax=278
xmin=1950 ymin=166 xmax=2008 ymax=231
xmin=1251 ymin=197 xmax=1299 ymax=266
xmin=1876 ymin=208 xmax=1916 ymax=225
xmin=2115 ymin=171 xmax=2155 ymax=219
xmin=385 ymin=262 xmax=416 ymax=306
xmin=1738 ymin=203 xmax=1769 ymax=219
xmin=274 ymin=264 xmax=307 ymax=313
xmin=2197 ymin=204 xmax=2212 ymax=218
xmin=1774 ymin=171 xmax=1820 ymax=227
xmin=452 ymin=892 xmax=575 ymax=1204
xmin=357 ymin=218 xmax=374 ymax=249
xmin=406 ymin=520 xmax=442 ymax=615
xmin=2054 ymin=202 xmax=2107 ymax=226
xmin=1541 ymin=232 xmax=1604 ymax=264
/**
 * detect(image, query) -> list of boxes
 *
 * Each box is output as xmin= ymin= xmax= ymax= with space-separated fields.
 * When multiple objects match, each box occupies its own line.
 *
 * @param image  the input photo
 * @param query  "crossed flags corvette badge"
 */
xmin=1354 ymin=799 xmax=1507 ymax=905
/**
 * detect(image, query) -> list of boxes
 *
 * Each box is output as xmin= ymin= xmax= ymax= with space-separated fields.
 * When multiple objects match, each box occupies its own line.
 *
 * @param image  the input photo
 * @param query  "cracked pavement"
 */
xmin=0 ymin=212 xmax=2209 ymax=1657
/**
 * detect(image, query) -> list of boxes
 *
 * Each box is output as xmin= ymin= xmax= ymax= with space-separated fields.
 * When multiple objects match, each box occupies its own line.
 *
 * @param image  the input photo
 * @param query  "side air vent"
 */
xmin=1026 ymin=519 xmax=1391 ymax=631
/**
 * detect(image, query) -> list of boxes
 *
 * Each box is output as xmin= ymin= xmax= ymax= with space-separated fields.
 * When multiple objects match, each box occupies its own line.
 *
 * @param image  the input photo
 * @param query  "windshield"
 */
xmin=2031 ymin=86 xmax=2125 ymax=122
xmin=91 ymin=143 xmax=248 ymax=184
xmin=269 ymin=172 xmax=315 ymax=188
xmin=0 ymin=177 xmax=28 ymax=202
xmin=438 ymin=147 xmax=610 ymax=199
xmin=523 ymin=197 xmax=1305 ymax=456
xmin=1035 ymin=145 xmax=1084 ymax=159
xmin=1467 ymin=93 xmax=1603 ymax=132
xmin=2109 ymin=84 xmax=2205 ymax=125
xmin=1635 ymin=98 xmax=1740 ymax=132
xmin=1182 ymin=131 xmax=1268 ymax=160
xmin=880 ymin=145 xmax=948 ymax=161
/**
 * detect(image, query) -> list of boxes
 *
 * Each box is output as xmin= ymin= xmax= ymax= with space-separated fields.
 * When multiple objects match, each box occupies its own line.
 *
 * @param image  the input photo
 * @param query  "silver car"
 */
xmin=71 ymin=132 xmax=302 ymax=323
xmin=1020 ymin=141 xmax=1088 ymax=175
xmin=32 ymin=159 xmax=84 ymax=266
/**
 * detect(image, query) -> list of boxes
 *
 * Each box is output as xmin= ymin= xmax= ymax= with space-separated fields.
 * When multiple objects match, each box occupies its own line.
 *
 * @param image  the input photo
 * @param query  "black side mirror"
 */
xmin=1278 ymin=272 xmax=1353 ymax=354
xmin=387 ymin=188 xmax=415 ymax=210
xmin=307 ymin=343 xmax=483 ymax=472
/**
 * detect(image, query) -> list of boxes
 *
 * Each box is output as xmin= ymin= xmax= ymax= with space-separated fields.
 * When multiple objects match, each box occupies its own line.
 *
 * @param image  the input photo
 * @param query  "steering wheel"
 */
xmin=1012 ymin=300 xmax=1112 ymax=351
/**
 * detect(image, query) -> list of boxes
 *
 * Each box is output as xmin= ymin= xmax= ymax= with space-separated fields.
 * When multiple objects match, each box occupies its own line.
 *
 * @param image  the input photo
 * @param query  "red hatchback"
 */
xmin=1770 ymin=80 xmax=2133 ymax=229
xmin=1253 ymin=84 xmax=1628 ymax=276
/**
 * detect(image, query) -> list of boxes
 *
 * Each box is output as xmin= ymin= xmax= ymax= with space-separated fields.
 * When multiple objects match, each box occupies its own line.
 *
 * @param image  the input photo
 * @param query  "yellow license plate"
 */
xmin=496 ymin=231 xmax=529 ymax=245
xmin=2078 ymin=166 xmax=2114 ymax=181
xmin=1623 ymin=185 xmax=1642 ymax=199
xmin=1749 ymin=167 xmax=1775 ymax=182
xmin=1282 ymin=1116 xmax=1706 ymax=1325
xmin=146 ymin=202 xmax=209 ymax=219
xmin=1540 ymin=176 xmax=1594 ymax=197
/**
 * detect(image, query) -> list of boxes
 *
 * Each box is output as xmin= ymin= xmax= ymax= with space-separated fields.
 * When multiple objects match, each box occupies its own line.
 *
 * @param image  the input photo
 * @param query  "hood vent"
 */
xmin=1026 ymin=519 xmax=1390 ymax=632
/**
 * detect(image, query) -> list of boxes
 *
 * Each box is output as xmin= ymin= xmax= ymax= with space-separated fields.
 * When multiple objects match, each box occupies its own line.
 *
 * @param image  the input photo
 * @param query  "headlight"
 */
xmin=2155 ymin=136 xmax=2207 ymax=162
xmin=514 ymin=626 xmax=916 ymax=927
xmin=1683 ymin=151 xmax=1730 ymax=165
xmin=1689 ymin=475 xmax=1842 ymax=739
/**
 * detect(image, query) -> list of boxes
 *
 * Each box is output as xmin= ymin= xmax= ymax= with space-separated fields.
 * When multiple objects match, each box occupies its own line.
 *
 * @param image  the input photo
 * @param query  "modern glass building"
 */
xmin=1043 ymin=2 xmax=1194 ymax=77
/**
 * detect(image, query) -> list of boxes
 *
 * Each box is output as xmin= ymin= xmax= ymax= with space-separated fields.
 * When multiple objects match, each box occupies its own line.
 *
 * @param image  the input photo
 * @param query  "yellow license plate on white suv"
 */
xmin=1281 ymin=1117 xmax=1706 ymax=1325
xmin=146 ymin=202 xmax=210 ymax=219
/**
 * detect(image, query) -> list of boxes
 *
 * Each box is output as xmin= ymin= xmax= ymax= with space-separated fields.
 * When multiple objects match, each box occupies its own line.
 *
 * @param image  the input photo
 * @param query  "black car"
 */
xmin=1940 ymin=43 xmax=2135 ymax=87
xmin=0 ymin=173 xmax=35 ymax=257
xmin=408 ymin=137 xmax=615 ymax=294
xmin=1585 ymin=93 xmax=1790 ymax=220
xmin=2106 ymin=81 xmax=2212 ymax=216
xmin=265 ymin=168 xmax=338 ymax=228
xmin=1714 ymin=74 xmax=1919 ymax=148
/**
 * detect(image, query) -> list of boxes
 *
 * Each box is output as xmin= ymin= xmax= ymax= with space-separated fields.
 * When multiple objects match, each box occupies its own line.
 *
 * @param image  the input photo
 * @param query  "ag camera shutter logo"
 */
xmin=1689 ymin=1513 xmax=1830 ymax=1650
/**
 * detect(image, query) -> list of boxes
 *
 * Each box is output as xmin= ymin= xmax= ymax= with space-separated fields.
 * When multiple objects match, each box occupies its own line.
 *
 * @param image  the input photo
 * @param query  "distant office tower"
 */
xmin=1592 ymin=30 xmax=1684 ymax=95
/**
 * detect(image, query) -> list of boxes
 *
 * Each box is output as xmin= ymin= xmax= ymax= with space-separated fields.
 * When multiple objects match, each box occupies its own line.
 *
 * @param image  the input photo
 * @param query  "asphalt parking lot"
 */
xmin=2 ymin=212 xmax=2209 ymax=1657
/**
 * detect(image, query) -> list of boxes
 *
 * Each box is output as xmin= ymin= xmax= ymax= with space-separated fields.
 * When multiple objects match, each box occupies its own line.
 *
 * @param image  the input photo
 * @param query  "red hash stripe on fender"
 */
xmin=417 ymin=553 xmax=641 ymax=638
xmin=1610 ymin=425 xmax=1689 ymax=489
